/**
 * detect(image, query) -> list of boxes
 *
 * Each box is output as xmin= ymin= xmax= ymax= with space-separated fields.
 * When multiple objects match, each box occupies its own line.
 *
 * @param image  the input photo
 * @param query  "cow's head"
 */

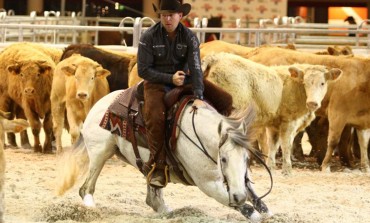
xmin=289 ymin=65 xmax=342 ymax=111
xmin=61 ymin=59 xmax=110 ymax=102
xmin=7 ymin=60 xmax=53 ymax=98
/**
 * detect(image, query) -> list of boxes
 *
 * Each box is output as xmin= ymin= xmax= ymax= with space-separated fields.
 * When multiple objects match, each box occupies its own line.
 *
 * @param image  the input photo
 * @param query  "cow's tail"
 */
xmin=55 ymin=134 xmax=89 ymax=196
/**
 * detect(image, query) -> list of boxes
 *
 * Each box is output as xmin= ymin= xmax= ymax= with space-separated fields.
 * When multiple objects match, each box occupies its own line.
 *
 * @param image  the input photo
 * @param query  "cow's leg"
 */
xmin=6 ymin=132 xmax=17 ymax=148
xmin=0 ymin=98 xmax=17 ymax=148
xmin=337 ymin=125 xmax=354 ymax=167
xmin=292 ymin=131 xmax=305 ymax=161
xmin=266 ymin=127 xmax=280 ymax=171
xmin=51 ymin=101 xmax=66 ymax=153
xmin=145 ymin=185 xmax=171 ymax=213
xmin=42 ymin=112 xmax=53 ymax=153
xmin=356 ymin=129 xmax=370 ymax=172
xmin=15 ymin=107 xmax=31 ymax=149
xmin=321 ymin=117 xmax=346 ymax=172
xmin=26 ymin=113 xmax=42 ymax=153
xmin=257 ymin=128 xmax=269 ymax=159
xmin=280 ymin=123 xmax=296 ymax=176
xmin=66 ymin=106 xmax=84 ymax=145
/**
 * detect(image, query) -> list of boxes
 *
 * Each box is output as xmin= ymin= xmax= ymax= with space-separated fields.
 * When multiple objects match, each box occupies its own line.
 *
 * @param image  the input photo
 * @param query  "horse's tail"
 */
xmin=55 ymin=134 xmax=89 ymax=196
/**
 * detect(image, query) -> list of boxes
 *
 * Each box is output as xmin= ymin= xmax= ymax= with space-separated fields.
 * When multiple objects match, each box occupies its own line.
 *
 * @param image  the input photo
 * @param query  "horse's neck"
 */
xmin=175 ymin=105 xmax=220 ymax=173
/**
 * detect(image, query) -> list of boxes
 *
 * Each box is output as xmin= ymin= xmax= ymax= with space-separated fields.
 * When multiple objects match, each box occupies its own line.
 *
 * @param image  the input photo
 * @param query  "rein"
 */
xmin=245 ymin=148 xmax=274 ymax=201
xmin=176 ymin=104 xmax=273 ymax=203
xmin=176 ymin=106 xmax=217 ymax=164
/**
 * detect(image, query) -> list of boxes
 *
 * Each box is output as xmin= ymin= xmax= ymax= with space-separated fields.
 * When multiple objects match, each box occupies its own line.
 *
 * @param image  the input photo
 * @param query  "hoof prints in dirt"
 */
xmin=262 ymin=213 xmax=317 ymax=223
xmin=36 ymin=201 xmax=101 ymax=222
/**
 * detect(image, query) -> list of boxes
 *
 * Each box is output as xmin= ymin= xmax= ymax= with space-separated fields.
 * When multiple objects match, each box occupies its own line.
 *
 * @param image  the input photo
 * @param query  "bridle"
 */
xmin=176 ymin=106 xmax=273 ymax=204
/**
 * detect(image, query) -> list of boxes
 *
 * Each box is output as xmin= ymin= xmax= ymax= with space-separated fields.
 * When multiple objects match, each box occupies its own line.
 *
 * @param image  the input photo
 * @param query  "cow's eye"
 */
xmin=321 ymin=82 xmax=325 ymax=86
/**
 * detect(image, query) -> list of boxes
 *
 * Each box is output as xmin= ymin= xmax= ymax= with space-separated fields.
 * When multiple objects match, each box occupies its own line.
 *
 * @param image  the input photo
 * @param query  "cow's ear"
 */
xmin=288 ymin=66 xmax=304 ymax=81
xmin=325 ymin=68 xmax=342 ymax=81
xmin=95 ymin=65 xmax=111 ymax=78
xmin=327 ymin=46 xmax=339 ymax=55
xmin=61 ymin=64 xmax=77 ymax=76
xmin=7 ymin=63 xmax=21 ymax=75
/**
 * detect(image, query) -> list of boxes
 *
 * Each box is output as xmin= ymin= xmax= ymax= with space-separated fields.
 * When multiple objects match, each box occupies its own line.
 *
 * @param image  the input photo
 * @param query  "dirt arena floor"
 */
xmin=3 ymin=130 xmax=370 ymax=223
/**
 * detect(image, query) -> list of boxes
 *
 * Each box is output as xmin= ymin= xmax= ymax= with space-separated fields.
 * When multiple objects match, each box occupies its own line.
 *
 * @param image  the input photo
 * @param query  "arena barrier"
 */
xmin=0 ymin=11 xmax=370 ymax=53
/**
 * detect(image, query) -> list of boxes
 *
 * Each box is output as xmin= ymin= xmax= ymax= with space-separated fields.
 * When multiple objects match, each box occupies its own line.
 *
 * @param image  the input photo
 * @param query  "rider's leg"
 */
xmin=143 ymin=81 xmax=168 ymax=188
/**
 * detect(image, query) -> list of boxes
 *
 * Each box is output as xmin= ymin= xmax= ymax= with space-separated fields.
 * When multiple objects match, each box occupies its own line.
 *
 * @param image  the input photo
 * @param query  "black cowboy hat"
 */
xmin=152 ymin=0 xmax=191 ymax=17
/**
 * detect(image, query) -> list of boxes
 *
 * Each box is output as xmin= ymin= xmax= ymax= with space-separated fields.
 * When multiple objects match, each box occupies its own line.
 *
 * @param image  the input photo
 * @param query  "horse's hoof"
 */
xmin=83 ymin=194 xmax=96 ymax=207
xmin=157 ymin=205 xmax=172 ymax=213
xmin=261 ymin=209 xmax=274 ymax=219
xmin=249 ymin=211 xmax=262 ymax=223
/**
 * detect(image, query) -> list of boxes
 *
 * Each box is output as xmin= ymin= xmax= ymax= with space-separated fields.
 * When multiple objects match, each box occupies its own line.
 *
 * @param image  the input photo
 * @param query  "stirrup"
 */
xmin=146 ymin=162 xmax=169 ymax=187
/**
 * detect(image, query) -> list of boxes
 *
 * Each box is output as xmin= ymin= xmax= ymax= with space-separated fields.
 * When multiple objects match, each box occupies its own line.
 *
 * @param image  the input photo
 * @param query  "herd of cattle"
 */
xmin=0 ymin=40 xmax=368 ymax=221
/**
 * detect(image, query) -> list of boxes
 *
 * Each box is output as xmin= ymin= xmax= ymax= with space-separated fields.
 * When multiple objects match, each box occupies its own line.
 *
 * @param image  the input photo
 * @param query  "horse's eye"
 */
xmin=221 ymin=157 xmax=227 ymax=163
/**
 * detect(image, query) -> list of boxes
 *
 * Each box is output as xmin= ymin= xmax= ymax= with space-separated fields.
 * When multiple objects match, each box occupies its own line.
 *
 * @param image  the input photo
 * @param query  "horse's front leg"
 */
xmin=145 ymin=185 xmax=171 ymax=213
xmin=234 ymin=204 xmax=262 ymax=223
xmin=246 ymin=179 xmax=273 ymax=218
xmin=197 ymin=181 xmax=262 ymax=222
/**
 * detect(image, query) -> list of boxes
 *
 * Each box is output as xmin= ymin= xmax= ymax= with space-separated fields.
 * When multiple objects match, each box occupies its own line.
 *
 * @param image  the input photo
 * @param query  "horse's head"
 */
xmin=217 ymin=106 xmax=256 ymax=207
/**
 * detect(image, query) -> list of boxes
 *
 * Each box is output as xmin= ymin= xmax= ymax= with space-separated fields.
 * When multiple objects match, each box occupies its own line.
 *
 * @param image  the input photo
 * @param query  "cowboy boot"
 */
xmin=147 ymin=149 xmax=168 ymax=188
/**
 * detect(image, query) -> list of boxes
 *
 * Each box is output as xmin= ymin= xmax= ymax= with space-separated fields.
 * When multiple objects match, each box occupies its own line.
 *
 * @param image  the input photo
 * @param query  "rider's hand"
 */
xmin=172 ymin=71 xmax=186 ymax=86
xmin=192 ymin=99 xmax=206 ymax=110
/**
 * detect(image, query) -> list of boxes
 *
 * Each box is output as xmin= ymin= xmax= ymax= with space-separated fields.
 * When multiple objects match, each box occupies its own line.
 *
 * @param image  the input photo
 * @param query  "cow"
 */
xmin=242 ymin=46 xmax=370 ymax=172
xmin=315 ymin=45 xmax=353 ymax=56
xmin=60 ymin=44 xmax=136 ymax=92
xmin=202 ymin=52 xmax=342 ymax=175
xmin=0 ymin=110 xmax=29 ymax=222
xmin=0 ymin=42 xmax=62 ymax=153
xmin=51 ymin=54 xmax=111 ymax=153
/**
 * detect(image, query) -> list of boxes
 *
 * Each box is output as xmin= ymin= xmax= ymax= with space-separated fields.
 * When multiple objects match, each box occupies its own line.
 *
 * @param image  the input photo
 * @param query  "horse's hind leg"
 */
xmin=79 ymin=146 xmax=115 ymax=207
xmin=146 ymin=185 xmax=171 ymax=213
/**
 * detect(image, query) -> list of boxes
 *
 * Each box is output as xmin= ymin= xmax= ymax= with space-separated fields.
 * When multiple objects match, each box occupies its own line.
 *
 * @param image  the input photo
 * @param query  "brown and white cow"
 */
xmin=202 ymin=52 xmax=342 ymax=175
xmin=51 ymin=54 xmax=111 ymax=153
xmin=0 ymin=42 xmax=62 ymax=153
xmin=0 ymin=110 xmax=29 ymax=222
xmin=61 ymin=44 xmax=136 ymax=92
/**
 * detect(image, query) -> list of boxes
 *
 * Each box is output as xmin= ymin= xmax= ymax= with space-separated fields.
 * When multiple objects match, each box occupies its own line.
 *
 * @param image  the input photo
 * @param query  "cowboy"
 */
xmin=137 ymin=0 xmax=205 ymax=188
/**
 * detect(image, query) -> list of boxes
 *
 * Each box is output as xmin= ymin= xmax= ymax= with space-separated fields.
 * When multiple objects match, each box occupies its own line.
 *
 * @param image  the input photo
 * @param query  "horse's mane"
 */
xmin=223 ymin=106 xmax=256 ymax=149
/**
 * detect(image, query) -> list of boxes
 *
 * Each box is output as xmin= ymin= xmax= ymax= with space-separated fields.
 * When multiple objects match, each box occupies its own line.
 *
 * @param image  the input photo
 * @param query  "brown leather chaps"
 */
xmin=143 ymin=81 xmax=167 ymax=170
